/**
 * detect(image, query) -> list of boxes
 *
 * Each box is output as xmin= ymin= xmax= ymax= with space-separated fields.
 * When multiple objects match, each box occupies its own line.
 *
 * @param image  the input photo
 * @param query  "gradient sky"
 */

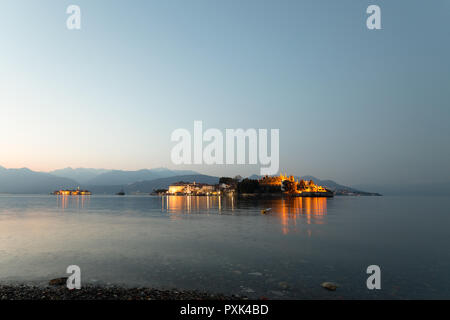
xmin=0 ymin=0 xmax=449 ymax=186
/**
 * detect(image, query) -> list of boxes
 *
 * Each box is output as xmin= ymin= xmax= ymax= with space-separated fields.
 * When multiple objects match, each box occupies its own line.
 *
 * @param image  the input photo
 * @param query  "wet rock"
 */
xmin=49 ymin=278 xmax=68 ymax=286
xmin=240 ymin=287 xmax=255 ymax=293
xmin=269 ymin=290 xmax=284 ymax=297
xmin=321 ymin=282 xmax=338 ymax=291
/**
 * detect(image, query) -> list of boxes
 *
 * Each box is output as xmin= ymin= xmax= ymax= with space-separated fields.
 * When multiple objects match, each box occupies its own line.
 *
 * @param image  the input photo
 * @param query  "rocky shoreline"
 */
xmin=0 ymin=284 xmax=245 ymax=300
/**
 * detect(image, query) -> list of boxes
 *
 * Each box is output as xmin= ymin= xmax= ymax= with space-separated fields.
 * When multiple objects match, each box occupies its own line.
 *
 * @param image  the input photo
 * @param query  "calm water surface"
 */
xmin=0 ymin=194 xmax=449 ymax=299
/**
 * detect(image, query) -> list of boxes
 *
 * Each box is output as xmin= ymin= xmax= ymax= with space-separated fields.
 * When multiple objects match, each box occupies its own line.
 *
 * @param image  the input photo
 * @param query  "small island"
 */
xmin=52 ymin=187 xmax=91 ymax=196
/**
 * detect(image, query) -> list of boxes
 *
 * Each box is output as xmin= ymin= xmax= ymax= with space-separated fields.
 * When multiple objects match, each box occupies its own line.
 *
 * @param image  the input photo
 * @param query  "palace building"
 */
xmin=259 ymin=173 xmax=332 ymax=196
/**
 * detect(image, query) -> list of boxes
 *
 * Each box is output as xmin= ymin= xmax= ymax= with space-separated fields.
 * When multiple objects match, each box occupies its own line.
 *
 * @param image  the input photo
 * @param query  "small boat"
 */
xmin=261 ymin=208 xmax=272 ymax=214
xmin=116 ymin=189 xmax=125 ymax=196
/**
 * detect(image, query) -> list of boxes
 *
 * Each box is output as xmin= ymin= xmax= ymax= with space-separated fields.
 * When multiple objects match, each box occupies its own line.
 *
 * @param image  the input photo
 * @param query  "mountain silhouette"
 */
xmin=84 ymin=168 xmax=199 ymax=186
xmin=50 ymin=167 xmax=109 ymax=184
xmin=0 ymin=165 xmax=382 ymax=195
xmin=0 ymin=167 xmax=78 ymax=194
xmin=82 ymin=174 xmax=219 ymax=194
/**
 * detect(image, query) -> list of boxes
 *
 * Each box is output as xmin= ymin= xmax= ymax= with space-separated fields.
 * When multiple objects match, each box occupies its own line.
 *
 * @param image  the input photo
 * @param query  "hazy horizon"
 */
xmin=1 ymin=163 xmax=448 ymax=194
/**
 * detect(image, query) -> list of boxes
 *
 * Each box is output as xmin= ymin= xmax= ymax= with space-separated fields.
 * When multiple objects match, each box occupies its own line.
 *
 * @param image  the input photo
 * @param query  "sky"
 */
xmin=0 ymin=0 xmax=449 ymax=186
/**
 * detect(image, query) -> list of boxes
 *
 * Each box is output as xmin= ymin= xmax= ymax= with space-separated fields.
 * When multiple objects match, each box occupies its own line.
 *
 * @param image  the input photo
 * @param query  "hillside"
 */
xmin=84 ymin=168 xmax=199 ymax=186
xmin=82 ymin=174 xmax=219 ymax=194
xmin=0 ymin=166 xmax=78 ymax=194
xmin=50 ymin=168 xmax=109 ymax=184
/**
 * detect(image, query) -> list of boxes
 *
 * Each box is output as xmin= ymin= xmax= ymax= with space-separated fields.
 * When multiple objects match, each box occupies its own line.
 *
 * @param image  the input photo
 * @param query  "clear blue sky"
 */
xmin=0 ymin=0 xmax=449 ymax=186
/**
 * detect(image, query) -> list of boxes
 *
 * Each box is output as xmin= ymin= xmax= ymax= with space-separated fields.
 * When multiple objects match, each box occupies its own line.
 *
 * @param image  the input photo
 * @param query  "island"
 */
xmin=161 ymin=174 xmax=334 ymax=197
xmin=52 ymin=187 xmax=92 ymax=195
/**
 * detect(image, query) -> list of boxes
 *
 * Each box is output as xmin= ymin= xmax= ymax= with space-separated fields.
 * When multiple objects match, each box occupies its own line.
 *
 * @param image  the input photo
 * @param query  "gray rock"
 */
xmin=321 ymin=282 xmax=338 ymax=291
xmin=49 ymin=278 xmax=68 ymax=286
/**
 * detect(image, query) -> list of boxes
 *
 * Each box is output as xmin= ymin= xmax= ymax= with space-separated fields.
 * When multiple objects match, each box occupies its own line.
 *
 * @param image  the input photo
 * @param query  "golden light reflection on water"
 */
xmin=55 ymin=195 xmax=327 ymax=234
xmin=56 ymin=195 xmax=90 ymax=210
xmin=162 ymin=195 xmax=236 ymax=220
xmin=269 ymin=197 xmax=327 ymax=235
xmin=161 ymin=195 xmax=327 ymax=233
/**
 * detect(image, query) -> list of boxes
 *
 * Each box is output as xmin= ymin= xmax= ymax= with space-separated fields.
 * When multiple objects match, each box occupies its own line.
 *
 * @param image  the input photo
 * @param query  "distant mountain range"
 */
xmin=50 ymin=167 xmax=198 ymax=185
xmin=49 ymin=168 xmax=109 ymax=184
xmin=0 ymin=166 xmax=78 ymax=194
xmin=82 ymin=174 xmax=219 ymax=194
xmin=297 ymin=175 xmax=381 ymax=195
xmin=0 ymin=166 xmax=209 ymax=194
xmin=84 ymin=168 xmax=199 ymax=186
xmin=0 ymin=165 xmax=390 ymax=195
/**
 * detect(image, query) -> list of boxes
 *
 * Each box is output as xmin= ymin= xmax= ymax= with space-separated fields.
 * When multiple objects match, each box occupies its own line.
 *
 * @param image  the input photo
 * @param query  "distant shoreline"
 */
xmin=0 ymin=192 xmax=382 ymax=197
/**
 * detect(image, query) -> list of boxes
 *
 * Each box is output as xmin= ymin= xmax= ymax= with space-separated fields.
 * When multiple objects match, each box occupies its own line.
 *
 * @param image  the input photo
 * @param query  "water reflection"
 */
xmin=161 ymin=195 xmax=328 ymax=233
xmin=267 ymin=197 xmax=327 ymax=235
xmin=55 ymin=195 xmax=327 ymax=234
xmin=56 ymin=195 xmax=90 ymax=210
xmin=162 ymin=195 xmax=236 ymax=215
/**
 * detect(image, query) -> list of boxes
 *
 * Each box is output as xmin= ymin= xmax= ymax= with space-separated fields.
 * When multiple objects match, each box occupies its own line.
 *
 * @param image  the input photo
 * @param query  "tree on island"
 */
xmin=219 ymin=177 xmax=234 ymax=185
xmin=237 ymin=179 xmax=260 ymax=194
xmin=219 ymin=176 xmax=241 ymax=188
xmin=282 ymin=179 xmax=297 ymax=194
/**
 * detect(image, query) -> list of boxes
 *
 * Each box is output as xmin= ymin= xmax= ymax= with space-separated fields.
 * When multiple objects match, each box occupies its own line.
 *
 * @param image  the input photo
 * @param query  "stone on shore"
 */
xmin=321 ymin=282 xmax=338 ymax=291
xmin=49 ymin=278 xmax=68 ymax=286
xmin=0 ymin=285 xmax=244 ymax=300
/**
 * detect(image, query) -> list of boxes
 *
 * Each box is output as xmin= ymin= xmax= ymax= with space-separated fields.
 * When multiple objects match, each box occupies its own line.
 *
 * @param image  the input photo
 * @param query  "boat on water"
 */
xmin=116 ymin=190 xmax=125 ymax=196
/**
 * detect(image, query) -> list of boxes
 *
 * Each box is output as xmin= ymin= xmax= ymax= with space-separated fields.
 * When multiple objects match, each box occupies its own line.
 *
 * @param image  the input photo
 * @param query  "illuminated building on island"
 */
xmin=259 ymin=173 xmax=332 ymax=196
xmin=168 ymin=182 xmax=221 ymax=196
xmin=53 ymin=187 xmax=92 ymax=196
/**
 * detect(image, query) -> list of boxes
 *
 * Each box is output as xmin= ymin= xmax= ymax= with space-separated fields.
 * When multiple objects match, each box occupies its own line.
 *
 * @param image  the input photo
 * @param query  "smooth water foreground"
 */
xmin=0 ymin=194 xmax=449 ymax=299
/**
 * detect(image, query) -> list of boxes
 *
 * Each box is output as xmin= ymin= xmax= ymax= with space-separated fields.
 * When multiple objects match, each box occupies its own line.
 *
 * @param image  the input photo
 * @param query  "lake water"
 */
xmin=0 ymin=194 xmax=449 ymax=299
